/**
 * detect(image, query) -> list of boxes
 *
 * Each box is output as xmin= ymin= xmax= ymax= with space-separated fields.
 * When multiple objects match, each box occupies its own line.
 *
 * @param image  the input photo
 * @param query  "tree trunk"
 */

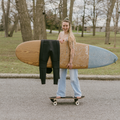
xmin=105 ymin=0 xmax=116 ymax=44
xmin=9 ymin=15 xmax=19 ymax=37
xmin=69 ymin=0 xmax=75 ymax=23
xmin=34 ymin=0 xmax=47 ymax=40
xmin=63 ymin=0 xmax=67 ymax=20
xmin=58 ymin=0 xmax=62 ymax=34
xmin=115 ymin=0 xmax=119 ymax=34
xmin=32 ymin=0 xmax=35 ymax=38
xmin=81 ymin=16 xmax=84 ymax=37
xmin=2 ymin=0 xmax=10 ymax=37
xmin=93 ymin=0 xmax=95 ymax=36
xmin=43 ymin=6 xmax=47 ymax=39
xmin=15 ymin=22 xmax=20 ymax=32
xmin=15 ymin=0 xmax=33 ymax=41
xmin=81 ymin=0 xmax=86 ymax=37
xmin=2 ymin=0 xmax=6 ymax=35
xmin=114 ymin=0 xmax=119 ymax=48
xmin=50 ymin=23 xmax=53 ymax=33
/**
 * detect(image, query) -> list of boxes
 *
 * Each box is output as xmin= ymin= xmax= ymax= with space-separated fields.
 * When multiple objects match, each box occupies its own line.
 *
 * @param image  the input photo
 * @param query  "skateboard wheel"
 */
xmin=75 ymin=101 xmax=79 ymax=106
xmin=53 ymin=101 xmax=57 ymax=106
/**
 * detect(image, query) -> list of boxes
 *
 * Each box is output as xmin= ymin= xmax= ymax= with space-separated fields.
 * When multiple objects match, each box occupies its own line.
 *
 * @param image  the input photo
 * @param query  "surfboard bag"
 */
xmin=39 ymin=40 xmax=60 ymax=84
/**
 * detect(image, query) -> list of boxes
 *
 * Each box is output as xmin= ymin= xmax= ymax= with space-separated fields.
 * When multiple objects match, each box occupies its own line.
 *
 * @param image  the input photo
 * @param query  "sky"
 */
xmin=0 ymin=2 xmax=2 ymax=20
xmin=45 ymin=0 xmax=108 ymax=27
xmin=0 ymin=0 xmax=119 ymax=27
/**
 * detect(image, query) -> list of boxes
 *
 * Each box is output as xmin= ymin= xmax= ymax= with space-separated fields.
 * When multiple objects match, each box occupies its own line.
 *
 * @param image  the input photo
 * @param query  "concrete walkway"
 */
xmin=46 ymin=29 xmax=92 ymax=35
xmin=0 ymin=78 xmax=120 ymax=120
xmin=0 ymin=73 xmax=120 ymax=80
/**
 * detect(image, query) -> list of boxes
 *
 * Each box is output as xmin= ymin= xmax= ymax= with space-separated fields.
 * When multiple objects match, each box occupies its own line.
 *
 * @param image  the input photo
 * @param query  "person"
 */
xmin=56 ymin=17 xmax=82 ymax=99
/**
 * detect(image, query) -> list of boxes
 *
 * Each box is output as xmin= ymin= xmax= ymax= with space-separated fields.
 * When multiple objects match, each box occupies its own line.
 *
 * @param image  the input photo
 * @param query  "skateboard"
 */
xmin=49 ymin=96 xmax=85 ymax=106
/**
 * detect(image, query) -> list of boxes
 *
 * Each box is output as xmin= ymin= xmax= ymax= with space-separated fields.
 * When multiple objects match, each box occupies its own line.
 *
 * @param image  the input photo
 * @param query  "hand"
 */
xmin=59 ymin=39 xmax=64 ymax=44
xmin=67 ymin=63 xmax=73 ymax=69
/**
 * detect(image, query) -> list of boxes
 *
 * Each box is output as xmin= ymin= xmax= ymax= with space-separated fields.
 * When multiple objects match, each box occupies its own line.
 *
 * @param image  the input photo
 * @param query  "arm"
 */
xmin=67 ymin=37 xmax=75 ymax=69
xmin=57 ymin=32 xmax=64 ymax=43
xmin=57 ymin=32 xmax=61 ymax=40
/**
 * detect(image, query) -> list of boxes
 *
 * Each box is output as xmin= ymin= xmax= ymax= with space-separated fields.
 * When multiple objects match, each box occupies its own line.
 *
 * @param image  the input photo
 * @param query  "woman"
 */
xmin=56 ymin=17 xmax=82 ymax=98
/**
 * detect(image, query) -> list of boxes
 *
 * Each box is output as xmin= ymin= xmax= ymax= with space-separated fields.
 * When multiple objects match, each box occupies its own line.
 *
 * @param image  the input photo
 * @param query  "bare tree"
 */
xmin=32 ymin=0 xmax=35 ymax=38
xmin=112 ymin=0 xmax=120 ymax=48
xmin=113 ymin=0 xmax=119 ymax=34
xmin=105 ymin=0 xmax=116 ymax=44
xmin=92 ymin=0 xmax=96 ymax=36
xmin=15 ymin=0 xmax=33 ymax=41
xmin=1 ymin=0 xmax=20 ymax=37
xmin=81 ymin=0 xmax=86 ymax=37
xmin=72 ymin=5 xmax=83 ymax=33
xmin=63 ymin=0 xmax=67 ymax=20
xmin=42 ymin=4 xmax=47 ymax=39
xmin=15 ymin=0 xmax=47 ymax=41
xmin=2 ymin=0 xmax=10 ymax=37
xmin=34 ymin=0 xmax=47 ymax=40
xmin=8 ymin=0 xmax=19 ymax=37
xmin=69 ymin=0 xmax=75 ymax=23
xmin=86 ymin=0 xmax=105 ymax=36
xmin=46 ymin=10 xmax=57 ymax=33
xmin=58 ymin=0 xmax=62 ymax=33
xmin=9 ymin=14 xmax=19 ymax=37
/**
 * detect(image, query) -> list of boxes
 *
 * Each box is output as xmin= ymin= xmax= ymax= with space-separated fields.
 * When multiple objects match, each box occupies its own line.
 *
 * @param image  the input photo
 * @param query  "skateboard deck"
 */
xmin=15 ymin=40 xmax=118 ymax=69
xmin=49 ymin=96 xmax=85 ymax=106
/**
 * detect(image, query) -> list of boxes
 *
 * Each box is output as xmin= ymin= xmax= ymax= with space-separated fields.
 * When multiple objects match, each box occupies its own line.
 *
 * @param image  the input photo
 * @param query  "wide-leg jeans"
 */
xmin=56 ymin=69 xmax=82 ymax=97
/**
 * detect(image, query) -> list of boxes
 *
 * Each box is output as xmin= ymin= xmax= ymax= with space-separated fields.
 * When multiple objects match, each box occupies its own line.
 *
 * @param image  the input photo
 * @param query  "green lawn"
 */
xmin=0 ymin=31 xmax=120 ymax=75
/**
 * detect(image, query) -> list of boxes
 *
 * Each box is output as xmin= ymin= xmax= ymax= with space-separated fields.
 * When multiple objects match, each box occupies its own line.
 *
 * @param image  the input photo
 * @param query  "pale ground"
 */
xmin=0 ymin=78 xmax=120 ymax=120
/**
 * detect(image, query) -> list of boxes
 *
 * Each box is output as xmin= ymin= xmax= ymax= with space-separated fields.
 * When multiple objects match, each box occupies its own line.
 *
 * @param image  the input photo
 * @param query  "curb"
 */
xmin=0 ymin=74 xmax=120 ymax=80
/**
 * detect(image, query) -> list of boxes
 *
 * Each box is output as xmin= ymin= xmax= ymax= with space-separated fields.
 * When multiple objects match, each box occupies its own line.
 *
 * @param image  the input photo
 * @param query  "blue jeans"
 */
xmin=56 ymin=69 xmax=82 ymax=97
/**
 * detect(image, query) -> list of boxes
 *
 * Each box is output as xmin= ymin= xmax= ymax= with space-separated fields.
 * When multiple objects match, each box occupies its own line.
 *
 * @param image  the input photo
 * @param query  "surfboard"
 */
xmin=15 ymin=40 xmax=118 ymax=69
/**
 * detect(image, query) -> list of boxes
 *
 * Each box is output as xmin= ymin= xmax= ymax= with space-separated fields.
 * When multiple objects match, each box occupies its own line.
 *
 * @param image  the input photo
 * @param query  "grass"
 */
xmin=0 ymin=31 xmax=120 ymax=75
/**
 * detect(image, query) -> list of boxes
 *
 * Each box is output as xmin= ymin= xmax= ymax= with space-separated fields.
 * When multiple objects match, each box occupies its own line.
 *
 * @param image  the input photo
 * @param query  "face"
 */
xmin=62 ymin=22 xmax=70 ymax=33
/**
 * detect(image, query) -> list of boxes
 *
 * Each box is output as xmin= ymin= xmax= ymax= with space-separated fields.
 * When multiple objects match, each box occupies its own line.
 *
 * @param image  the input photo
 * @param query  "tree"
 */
xmin=105 ymin=0 xmax=116 ymax=44
xmin=69 ymin=0 xmax=75 ymax=23
xmin=86 ymin=0 xmax=105 ymax=36
xmin=58 ymin=0 xmax=62 ymax=33
xmin=1 ymin=0 xmax=20 ymax=37
xmin=15 ymin=0 xmax=47 ymax=41
xmin=63 ymin=0 xmax=67 ymax=20
xmin=9 ymin=14 xmax=19 ymax=37
xmin=112 ymin=0 xmax=119 ymax=34
xmin=34 ymin=0 xmax=47 ymax=40
xmin=0 ymin=16 xmax=4 ymax=31
xmin=46 ymin=10 xmax=57 ymax=33
xmin=92 ymin=0 xmax=96 ymax=36
xmin=112 ymin=0 xmax=119 ymax=48
xmin=32 ymin=0 xmax=35 ymax=38
xmin=2 ymin=0 xmax=10 ymax=37
xmin=15 ymin=0 xmax=33 ymax=41
xmin=81 ymin=0 xmax=86 ymax=37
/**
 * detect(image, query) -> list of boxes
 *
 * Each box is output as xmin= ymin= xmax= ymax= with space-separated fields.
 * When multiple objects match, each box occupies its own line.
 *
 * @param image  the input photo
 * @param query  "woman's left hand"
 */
xmin=67 ymin=63 xmax=73 ymax=69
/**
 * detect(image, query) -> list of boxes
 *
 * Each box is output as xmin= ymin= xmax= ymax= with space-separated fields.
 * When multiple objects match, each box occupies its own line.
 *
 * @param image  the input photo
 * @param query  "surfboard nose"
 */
xmin=114 ymin=55 xmax=118 ymax=63
xmin=88 ymin=45 xmax=118 ymax=68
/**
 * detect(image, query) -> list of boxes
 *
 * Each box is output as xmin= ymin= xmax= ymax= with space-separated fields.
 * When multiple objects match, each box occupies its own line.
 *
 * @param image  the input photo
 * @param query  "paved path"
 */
xmin=46 ymin=29 xmax=92 ymax=34
xmin=0 ymin=78 xmax=120 ymax=120
xmin=0 ymin=73 xmax=120 ymax=80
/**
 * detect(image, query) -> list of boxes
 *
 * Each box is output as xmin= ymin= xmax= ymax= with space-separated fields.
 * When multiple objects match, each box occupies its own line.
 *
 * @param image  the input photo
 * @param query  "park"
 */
xmin=0 ymin=31 xmax=119 ymax=75
xmin=0 ymin=0 xmax=120 ymax=120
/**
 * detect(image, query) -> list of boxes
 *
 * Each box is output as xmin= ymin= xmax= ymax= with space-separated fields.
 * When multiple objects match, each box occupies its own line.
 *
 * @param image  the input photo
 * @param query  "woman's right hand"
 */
xmin=67 ymin=62 xmax=73 ymax=69
xmin=59 ymin=39 xmax=64 ymax=44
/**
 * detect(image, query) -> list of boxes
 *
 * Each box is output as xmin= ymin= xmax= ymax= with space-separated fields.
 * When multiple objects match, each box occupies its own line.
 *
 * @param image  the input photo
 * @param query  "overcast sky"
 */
xmin=0 ymin=0 xmax=119 ymax=27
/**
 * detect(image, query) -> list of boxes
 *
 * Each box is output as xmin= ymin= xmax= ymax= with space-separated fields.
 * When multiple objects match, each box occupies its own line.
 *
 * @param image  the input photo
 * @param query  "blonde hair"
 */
xmin=62 ymin=18 xmax=76 ymax=48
